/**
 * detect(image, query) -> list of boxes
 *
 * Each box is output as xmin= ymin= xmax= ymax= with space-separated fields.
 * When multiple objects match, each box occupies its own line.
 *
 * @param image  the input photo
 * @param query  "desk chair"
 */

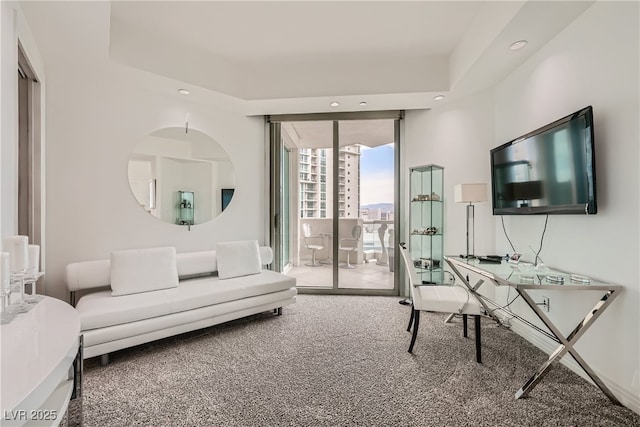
xmin=399 ymin=243 xmax=483 ymax=363
xmin=339 ymin=225 xmax=362 ymax=269
xmin=302 ymin=223 xmax=324 ymax=267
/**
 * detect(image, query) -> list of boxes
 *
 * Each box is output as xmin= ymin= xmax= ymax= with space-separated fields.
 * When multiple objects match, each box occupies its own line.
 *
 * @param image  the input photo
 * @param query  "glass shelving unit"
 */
xmin=409 ymin=164 xmax=444 ymax=284
xmin=177 ymin=190 xmax=194 ymax=226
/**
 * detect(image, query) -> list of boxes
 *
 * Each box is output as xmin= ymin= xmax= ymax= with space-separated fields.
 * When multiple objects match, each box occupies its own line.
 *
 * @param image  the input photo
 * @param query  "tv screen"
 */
xmin=490 ymin=106 xmax=596 ymax=215
xmin=221 ymin=188 xmax=234 ymax=212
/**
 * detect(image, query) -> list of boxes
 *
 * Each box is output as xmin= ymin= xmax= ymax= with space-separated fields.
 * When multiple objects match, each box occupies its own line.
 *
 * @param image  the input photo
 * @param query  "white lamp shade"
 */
xmin=454 ymin=183 xmax=488 ymax=203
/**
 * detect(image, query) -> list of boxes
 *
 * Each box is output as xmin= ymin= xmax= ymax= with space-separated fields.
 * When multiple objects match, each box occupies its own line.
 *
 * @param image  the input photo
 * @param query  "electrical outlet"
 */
xmin=541 ymin=296 xmax=550 ymax=312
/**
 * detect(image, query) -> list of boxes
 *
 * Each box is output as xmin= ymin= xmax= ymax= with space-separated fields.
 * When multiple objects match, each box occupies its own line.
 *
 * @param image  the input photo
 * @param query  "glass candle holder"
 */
xmin=0 ymin=251 xmax=14 ymax=323
xmin=24 ymin=245 xmax=43 ymax=303
xmin=7 ymin=274 xmax=31 ymax=314
xmin=24 ymin=275 xmax=44 ymax=303
xmin=0 ymin=290 xmax=15 ymax=324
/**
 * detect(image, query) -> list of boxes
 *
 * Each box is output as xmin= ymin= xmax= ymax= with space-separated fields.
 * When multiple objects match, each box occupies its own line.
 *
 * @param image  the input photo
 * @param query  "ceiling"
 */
xmin=283 ymin=119 xmax=395 ymax=150
xmin=20 ymin=1 xmax=594 ymax=117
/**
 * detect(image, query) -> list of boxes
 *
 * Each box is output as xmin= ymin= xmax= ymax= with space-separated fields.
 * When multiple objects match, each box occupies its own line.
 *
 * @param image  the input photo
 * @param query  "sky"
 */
xmin=360 ymin=143 xmax=394 ymax=206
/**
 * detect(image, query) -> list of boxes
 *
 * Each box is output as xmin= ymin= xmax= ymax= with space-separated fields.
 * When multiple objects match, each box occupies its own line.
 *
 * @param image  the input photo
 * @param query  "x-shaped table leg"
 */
xmin=447 ymin=260 xmax=502 ymax=324
xmin=515 ymin=287 xmax=622 ymax=405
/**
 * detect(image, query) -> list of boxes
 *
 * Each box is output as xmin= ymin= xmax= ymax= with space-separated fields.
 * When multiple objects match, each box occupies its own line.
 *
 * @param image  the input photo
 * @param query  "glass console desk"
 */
xmin=444 ymin=256 xmax=622 ymax=405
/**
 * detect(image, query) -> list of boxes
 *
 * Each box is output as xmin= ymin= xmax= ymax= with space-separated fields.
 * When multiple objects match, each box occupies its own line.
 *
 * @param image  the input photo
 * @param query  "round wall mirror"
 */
xmin=128 ymin=127 xmax=235 ymax=226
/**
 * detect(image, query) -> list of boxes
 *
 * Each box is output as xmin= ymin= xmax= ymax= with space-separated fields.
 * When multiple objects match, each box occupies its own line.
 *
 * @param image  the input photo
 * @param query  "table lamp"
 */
xmin=454 ymin=183 xmax=487 ymax=259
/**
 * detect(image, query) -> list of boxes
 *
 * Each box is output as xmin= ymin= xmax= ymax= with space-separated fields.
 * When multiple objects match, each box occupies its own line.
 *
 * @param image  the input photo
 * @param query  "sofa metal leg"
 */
xmin=274 ymin=307 xmax=282 ymax=316
xmin=100 ymin=354 xmax=109 ymax=366
xmin=408 ymin=310 xmax=420 ymax=353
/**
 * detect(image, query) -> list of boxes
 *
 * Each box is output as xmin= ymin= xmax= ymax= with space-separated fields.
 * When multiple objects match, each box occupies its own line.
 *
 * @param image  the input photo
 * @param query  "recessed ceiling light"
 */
xmin=178 ymin=89 xmax=190 ymax=95
xmin=433 ymin=95 xmax=445 ymax=101
xmin=359 ymin=101 xmax=368 ymax=106
xmin=509 ymin=40 xmax=528 ymax=51
xmin=330 ymin=101 xmax=340 ymax=107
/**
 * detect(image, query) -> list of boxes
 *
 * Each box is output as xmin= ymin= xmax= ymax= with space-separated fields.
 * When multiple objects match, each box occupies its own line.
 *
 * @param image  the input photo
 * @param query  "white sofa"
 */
xmin=65 ymin=242 xmax=297 ymax=362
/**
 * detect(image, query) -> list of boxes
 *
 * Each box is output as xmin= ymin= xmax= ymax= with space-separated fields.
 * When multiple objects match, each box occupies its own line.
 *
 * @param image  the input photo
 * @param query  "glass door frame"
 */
xmin=268 ymin=111 xmax=403 ymax=296
xmin=269 ymin=124 xmax=293 ymax=272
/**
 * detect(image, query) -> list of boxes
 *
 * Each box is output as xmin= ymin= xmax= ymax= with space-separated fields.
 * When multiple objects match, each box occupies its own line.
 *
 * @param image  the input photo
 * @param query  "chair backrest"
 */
xmin=399 ymin=244 xmax=421 ymax=295
xmin=377 ymin=224 xmax=388 ymax=254
xmin=302 ymin=223 xmax=312 ymax=238
xmin=377 ymin=223 xmax=387 ymax=242
xmin=387 ymin=231 xmax=394 ymax=252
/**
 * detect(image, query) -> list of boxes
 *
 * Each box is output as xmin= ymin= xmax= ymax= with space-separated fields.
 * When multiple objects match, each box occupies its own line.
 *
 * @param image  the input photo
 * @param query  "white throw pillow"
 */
xmin=110 ymin=247 xmax=179 ymax=296
xmin=216 ymin=240 xmax=262 ymax=280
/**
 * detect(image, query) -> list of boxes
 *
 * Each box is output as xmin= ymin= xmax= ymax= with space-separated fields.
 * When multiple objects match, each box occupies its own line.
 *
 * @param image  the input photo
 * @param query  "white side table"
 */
xmin=1 ymin=296 xmax=82 ymax=426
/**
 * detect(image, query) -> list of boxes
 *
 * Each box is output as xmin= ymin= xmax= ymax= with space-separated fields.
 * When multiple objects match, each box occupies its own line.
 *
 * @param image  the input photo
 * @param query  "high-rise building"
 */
xmin=299 ymin=146 xmax=360 ymax=218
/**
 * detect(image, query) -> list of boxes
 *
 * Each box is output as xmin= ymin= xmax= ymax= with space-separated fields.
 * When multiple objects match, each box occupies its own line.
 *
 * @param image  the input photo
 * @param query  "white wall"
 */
xmin=492 ymin=1 xmax=639 ymax=410
xmin=405 ymin=1 xmax=639 ymax=413
xmin=41 ymin=57 xmax=264 ymax=302
xmin=0 ymin=1 xmax=18 ymax=238
xmin=404 ymin=91 xmax=496 ymax=266
xmin=0 ymin=2 xmax=46 ymax=261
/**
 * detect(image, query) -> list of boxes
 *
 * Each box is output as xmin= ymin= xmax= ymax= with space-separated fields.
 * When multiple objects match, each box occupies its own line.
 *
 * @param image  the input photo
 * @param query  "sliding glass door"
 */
xmin=338 ymin=126 xmax=395 ymax=290
xmin=269 ymin=112 xmax=401 ymax=295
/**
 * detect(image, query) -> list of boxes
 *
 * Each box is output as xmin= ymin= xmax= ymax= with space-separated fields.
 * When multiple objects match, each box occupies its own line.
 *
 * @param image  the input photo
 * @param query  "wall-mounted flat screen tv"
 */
xmin=490 ymin=106 xmax=596 ymax=215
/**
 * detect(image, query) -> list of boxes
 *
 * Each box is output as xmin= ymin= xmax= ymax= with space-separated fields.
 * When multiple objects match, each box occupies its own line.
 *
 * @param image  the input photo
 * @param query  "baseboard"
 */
xmin=504 ymin=317 xmax=640 ymax=415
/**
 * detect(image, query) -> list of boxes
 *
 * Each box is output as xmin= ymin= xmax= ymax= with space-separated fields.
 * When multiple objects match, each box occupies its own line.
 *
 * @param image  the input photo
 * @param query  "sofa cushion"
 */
xmin=216 ymin=240 xmax=262 ymax=280
xmin=77 ymin=289 xmax=173 ymax=330
xmin=177 ymin=250 xmax=217 ymax=278
xmin=76 ymin=270 xmax=296 ymax=330
xmin=166 ymin=270 xmax=296 ymax=313
xmin=110 ymin=247 xmax=179 ymax=296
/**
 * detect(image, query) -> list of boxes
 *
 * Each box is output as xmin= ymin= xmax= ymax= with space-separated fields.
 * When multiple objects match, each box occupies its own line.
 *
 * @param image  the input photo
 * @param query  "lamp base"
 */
xmin=465 ymin=203 xmax=476 ymax=262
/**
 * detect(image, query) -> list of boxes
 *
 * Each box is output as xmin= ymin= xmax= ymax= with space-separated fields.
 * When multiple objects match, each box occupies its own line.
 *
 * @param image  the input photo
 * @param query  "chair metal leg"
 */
xmin=463 ymin=314 xmax=468 ymax=337
xmin=407 ymin=304 xmax=415 ymax=332
xmin=341 ymin=250 xmax=357 ymax=269
xmin=408 ymin=310 xmax=420 ymax=353
xmin=475 ymin=315 xmax=482 ymax=363
xmin=305 ymin=249 xmax=322 ymax=267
